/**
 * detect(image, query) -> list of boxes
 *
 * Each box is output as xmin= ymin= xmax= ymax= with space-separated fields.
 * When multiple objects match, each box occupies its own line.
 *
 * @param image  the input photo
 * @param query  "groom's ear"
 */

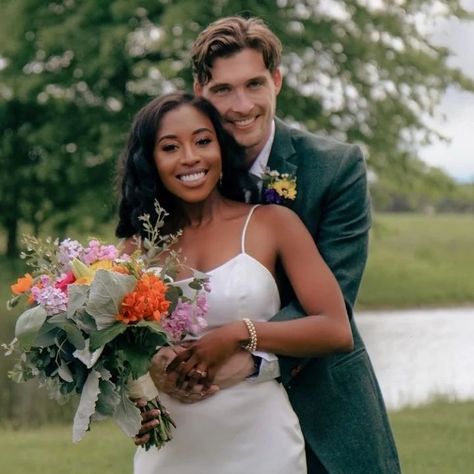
xmin=194 ymin=81 xmax=203 ymax=97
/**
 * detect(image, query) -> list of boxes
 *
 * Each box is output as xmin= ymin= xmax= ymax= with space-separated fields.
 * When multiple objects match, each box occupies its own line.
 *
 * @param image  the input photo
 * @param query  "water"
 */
xmin=356 ymin=307 xmax=474 ymax=410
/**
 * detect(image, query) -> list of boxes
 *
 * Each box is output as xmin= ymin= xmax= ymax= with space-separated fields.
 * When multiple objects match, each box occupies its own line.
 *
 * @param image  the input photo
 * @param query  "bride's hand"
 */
xmin=166 ymin=321 xmax=248 ymax=389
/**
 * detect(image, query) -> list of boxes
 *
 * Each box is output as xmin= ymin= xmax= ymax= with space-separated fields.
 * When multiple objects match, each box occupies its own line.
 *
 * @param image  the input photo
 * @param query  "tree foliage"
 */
xmin=1 ymin=0 xmax=473 ymax=255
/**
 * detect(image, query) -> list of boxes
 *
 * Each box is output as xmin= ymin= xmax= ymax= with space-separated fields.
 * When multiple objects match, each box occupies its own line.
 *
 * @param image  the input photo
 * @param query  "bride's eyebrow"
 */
xmin=157 ymin=128 xmax=214 ymax=143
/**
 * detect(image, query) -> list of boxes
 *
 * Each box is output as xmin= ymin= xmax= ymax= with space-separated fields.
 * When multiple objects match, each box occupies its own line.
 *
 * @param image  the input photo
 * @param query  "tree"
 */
xmin=1 ymin=0 xmax=473 ymax=256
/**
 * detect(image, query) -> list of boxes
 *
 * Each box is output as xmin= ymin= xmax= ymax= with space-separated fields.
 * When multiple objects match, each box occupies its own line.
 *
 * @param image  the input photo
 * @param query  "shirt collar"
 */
xmin=248 ymin=120 xmax=275 ymax=179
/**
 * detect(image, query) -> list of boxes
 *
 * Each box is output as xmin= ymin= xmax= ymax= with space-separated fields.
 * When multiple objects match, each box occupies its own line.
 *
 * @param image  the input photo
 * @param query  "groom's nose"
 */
xmin=230 ymin=89 xmax=254 ymax=115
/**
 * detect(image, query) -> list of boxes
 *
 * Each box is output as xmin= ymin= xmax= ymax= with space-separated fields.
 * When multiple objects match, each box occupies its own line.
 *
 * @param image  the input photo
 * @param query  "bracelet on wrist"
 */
xmin=241 ymin=318 xmax=258 ymax=353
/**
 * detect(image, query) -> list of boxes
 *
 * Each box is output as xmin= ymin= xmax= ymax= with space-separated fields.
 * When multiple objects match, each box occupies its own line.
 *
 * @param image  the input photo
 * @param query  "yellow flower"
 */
xmin=71 ymin=259 xmax=114 ymax=285
xmin=271 ymin=179 xmax=297 ymax=200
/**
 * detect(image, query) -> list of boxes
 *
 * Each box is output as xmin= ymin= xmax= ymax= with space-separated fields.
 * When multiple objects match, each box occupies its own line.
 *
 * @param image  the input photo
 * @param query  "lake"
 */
xmin=356 ymin=307 xmax=474 ymax=410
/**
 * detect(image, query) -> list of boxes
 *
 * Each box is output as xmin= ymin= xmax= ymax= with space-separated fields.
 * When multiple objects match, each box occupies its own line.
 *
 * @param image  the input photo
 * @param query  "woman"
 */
xmin=116 ymin=92 xmax=353 ymax=474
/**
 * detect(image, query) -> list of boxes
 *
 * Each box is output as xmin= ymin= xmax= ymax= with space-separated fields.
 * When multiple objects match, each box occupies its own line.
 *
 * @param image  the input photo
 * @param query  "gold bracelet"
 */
xmin=242 ymin=318 xmax=258 ymax=353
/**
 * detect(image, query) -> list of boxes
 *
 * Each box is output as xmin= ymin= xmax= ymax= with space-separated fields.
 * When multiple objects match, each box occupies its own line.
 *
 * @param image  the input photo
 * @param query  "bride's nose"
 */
xmin=181 ymin=144 xmax=200 ymax=165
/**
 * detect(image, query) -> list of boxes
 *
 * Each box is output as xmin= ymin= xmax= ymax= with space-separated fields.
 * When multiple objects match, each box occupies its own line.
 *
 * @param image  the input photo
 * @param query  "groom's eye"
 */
xmin=248 ymin=80 xmax=263 ymax=89
xmin=213 ymin=86 xmax=230 ymax=96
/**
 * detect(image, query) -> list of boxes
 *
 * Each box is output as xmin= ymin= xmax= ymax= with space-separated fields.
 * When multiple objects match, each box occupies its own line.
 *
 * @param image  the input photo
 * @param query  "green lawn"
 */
xmin=358 ymin=213 xmax=474 ymax=309
xmin=0 ymin=400 xmax=473 ymax=474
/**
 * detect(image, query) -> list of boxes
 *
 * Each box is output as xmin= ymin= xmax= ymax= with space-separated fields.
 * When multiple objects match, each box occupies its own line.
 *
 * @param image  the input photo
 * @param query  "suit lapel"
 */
xmin=267 ymin=118 xmax=298 ymax=177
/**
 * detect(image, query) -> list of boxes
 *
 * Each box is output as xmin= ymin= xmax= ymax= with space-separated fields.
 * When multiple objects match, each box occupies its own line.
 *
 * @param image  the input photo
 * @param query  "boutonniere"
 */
xmin=262 ymin=167 xmax=297 ymax=205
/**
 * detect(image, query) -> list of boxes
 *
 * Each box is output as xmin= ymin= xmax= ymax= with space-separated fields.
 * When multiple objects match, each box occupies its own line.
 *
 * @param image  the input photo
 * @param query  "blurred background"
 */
xmin=1 ymin=1 xmax=473 ymax=473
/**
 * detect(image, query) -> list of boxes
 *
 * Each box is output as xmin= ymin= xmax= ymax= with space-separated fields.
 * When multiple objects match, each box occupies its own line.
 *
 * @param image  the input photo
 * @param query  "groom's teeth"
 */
xmin=179 ymin=171 xmax=206 ymax=182
xmin=234 ymin=117 xmax=256 ymax=127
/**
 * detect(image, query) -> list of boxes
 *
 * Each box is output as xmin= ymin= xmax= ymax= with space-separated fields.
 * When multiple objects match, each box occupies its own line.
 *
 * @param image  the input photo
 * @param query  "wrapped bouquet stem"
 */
xmin=127 ymin=373 xmax=176 ymax=450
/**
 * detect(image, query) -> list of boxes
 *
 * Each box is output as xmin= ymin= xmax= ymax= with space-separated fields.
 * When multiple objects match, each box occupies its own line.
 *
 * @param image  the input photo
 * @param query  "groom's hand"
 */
xmin=150 ymin=346 xmax=220 ymax=403
xmin=212 ymin=350 xmax=255 ymax=388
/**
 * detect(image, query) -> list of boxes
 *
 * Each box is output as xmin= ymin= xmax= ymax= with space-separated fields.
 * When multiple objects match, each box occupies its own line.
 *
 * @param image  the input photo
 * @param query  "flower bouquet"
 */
xmin=4 ymin=201 xmax=209 ymax=450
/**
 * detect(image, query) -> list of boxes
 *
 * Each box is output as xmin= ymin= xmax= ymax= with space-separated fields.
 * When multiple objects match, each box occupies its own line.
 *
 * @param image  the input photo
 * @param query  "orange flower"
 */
xmin=11 ymin=273 xmax=33 ymax=295
xmin=116 ymin=273 xmax=170 ymax=324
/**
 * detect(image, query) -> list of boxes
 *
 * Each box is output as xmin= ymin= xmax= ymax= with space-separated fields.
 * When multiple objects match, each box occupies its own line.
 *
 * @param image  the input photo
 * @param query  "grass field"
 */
xmin=357 ymin=213 xmax=474 ymax=309
xmin=0 ymin=400 xmax=473 ymax=474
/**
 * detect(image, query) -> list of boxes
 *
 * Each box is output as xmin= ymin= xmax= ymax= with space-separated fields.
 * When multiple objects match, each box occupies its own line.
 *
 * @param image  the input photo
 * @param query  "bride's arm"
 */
xmin=167 ymin=206 xmax=353 ymax=386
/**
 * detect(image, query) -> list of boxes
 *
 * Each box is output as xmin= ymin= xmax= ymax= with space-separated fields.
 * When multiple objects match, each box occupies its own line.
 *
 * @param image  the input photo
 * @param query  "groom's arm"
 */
xmin=254 ymin=144 xmax=371 ymax=386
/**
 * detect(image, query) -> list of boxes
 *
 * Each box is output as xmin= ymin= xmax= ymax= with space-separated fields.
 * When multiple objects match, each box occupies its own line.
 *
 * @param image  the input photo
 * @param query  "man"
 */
xmin=147 ymin=16 xmax=401 ymax=473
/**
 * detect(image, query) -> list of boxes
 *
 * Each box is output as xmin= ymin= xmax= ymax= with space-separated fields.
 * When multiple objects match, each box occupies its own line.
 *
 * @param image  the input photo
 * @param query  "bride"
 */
xmin=116 ymin=91 xmax=353 ymax=474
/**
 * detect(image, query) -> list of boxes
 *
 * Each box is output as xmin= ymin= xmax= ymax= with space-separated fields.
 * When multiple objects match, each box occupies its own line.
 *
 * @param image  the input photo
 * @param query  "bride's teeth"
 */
xmin=179 ymin=171 xmax=206 ymax=182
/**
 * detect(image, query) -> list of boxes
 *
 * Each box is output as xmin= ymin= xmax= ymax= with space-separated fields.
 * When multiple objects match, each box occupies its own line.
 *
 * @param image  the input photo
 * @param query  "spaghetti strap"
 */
xmin=241 ymin=205 xmax=261 ymax=253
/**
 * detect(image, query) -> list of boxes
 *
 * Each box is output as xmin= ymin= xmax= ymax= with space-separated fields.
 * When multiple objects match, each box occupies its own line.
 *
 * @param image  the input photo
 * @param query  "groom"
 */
xmin=150 ymin=16 xmax=400 ymax=473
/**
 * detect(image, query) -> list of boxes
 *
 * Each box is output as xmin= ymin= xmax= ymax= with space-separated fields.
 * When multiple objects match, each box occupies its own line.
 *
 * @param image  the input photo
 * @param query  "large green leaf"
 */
xmin=67 ymin=284 xmax=89 ymax=319
xmin=94 ymin=378 xmax=120 ymax=419
xmin=48 ymin=313 xmax=86 ymax=350
xmin=86 ymin=270 xmax=136 ymax=330
xmin=89 ymin=323 xmax=127 ymax=351
xmin=15 ymin=305 xmax=48 ymax=349
xmin=113 ymin=389 xmax=142 ymax=438
xmin=72 ymin=369 xmax=101 ymax=443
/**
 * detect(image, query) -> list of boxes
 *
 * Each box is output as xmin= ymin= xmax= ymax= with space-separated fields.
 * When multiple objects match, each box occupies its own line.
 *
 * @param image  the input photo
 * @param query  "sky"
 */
xmin=418 ymin=0 xmax=474 ymax=182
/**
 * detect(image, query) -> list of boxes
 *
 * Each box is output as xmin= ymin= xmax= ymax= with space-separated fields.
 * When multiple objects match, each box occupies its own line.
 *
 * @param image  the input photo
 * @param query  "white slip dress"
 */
xmin=134 ymin=205 xmax=306 ymax=474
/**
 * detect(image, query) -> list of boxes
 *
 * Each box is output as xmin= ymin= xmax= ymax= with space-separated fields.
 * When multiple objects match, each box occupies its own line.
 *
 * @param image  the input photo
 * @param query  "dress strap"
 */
xmin=241 ymin=205 xmax=261 ymax=253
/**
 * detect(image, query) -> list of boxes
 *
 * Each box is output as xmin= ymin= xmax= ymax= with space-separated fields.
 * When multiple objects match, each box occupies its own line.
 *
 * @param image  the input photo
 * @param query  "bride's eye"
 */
xmin=196 ymin=137 xmax=212 ymax=146
xmin=161 ymin=143 xmax=178 ymax=152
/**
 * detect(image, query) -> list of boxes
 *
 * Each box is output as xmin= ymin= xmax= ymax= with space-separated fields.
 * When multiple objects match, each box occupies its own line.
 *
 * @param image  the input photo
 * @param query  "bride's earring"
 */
xmin=219 ymin=172 xmax=223 ymax=187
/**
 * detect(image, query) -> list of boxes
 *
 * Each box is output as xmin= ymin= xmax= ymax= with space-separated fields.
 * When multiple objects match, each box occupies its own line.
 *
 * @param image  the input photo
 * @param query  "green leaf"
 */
xmin=166 ymin=285 xmax=183 ymax=301
xmin=119 ymin=345 xmax=153 ymax=380
xmin=94 ymin=379 xmax=120 ymax=419
xmin=33 ymin=323 xmax=60 ymax=347
xmin=89 ymin=323 xmax=127 ymax=351
xmin=15 ymin=306 xmax=48 ymax=349
xmin=86 ymin=270 xmax=136 ymax=330
xmin=113 ymin=389 xmax=142 ymax=438
xmin=48 ymin=313 xmax=86 ymax=350
xmin=58 ymin=361 xmax=74 ymax=383
xmin=67 ymin=284 xmax=89 ymax=319
xmin=73 ymin=339 xmax=104 ymax=368
xmin=73 ymin=370 xmax=101 ymax=443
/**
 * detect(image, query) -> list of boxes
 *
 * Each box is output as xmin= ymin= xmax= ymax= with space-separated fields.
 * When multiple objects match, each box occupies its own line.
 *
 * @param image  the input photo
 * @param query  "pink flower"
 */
xmin=55 ymin=271 xmax=76 ymax=293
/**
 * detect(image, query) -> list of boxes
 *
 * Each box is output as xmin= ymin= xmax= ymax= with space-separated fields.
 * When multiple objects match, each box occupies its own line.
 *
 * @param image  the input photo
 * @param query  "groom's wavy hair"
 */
xmin=191 ymin=16 xmax=282 ymax=86
xmin=115 ymin=91 xmax=258 ymax=238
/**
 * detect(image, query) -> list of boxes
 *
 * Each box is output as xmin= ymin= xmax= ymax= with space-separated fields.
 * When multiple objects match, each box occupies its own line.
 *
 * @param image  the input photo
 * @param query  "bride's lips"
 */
xmin=176 ymin=169 xmax=208 ymax=187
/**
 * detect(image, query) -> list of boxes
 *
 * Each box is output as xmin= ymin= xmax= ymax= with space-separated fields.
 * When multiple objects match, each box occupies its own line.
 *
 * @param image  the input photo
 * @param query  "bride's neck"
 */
xmin=181 ymin=190 xmax=226 ymax=228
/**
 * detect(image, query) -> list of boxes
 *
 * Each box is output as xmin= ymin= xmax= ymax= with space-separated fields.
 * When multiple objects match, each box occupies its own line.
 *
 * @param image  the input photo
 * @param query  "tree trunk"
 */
xmin=5 ymin=217 xmax=18 ymax=258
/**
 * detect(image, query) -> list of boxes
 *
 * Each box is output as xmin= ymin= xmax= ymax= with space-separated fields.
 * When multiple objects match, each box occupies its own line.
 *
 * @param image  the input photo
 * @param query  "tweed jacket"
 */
xmin=267 ymin=118 xmax=401 ymax=474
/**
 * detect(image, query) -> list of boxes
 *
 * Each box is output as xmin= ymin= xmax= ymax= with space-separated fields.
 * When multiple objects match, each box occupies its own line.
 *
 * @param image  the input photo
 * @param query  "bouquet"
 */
xmin=3 ymin=201 xmax=209 ymax=450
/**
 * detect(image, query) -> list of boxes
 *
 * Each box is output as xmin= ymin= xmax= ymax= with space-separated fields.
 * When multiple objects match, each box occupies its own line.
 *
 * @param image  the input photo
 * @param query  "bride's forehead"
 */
xmin=159 ymin=106 xmax=214 ymax=134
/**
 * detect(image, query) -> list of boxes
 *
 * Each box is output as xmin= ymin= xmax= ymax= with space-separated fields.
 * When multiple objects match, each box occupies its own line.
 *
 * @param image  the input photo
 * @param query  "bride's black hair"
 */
xmin=115 ymin=91 xmax=258 ymax=238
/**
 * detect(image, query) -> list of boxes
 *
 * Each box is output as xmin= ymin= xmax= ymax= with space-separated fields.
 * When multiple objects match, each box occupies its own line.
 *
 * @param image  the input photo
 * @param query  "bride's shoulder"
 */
xmin=255 ymin=204 xmax=299 ymax=222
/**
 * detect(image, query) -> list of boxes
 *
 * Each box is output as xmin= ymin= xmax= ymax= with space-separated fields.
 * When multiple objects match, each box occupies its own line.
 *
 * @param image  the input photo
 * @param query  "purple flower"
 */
xmin=162 ymin=301 xmax=194 ymax=340
xmin=83 ymin=240 xmax=119 ymax=264
xmin=58 ymin=239 xmax=84 ymax=271
xmin=263 ymin=188 xmax=283 ymax=204
xmin=31 ymin=281 xmax=68 ymax=315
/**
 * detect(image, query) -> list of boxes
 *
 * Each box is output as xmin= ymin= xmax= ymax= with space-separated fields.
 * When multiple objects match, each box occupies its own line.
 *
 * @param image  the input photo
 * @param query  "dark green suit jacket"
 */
xmin=267 ymin=119 xmax=401 ymax=474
